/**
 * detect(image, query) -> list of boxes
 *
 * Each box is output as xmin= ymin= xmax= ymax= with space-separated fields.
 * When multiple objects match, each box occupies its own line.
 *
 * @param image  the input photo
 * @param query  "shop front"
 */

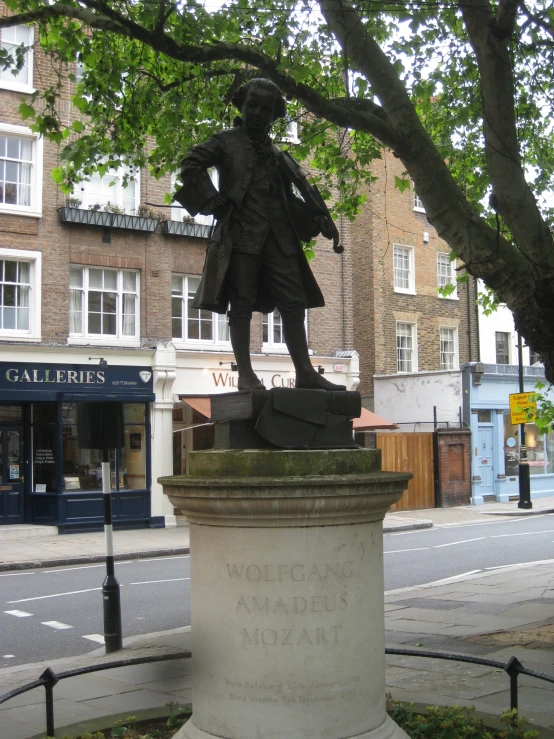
xmin=462 ymin=362 xmax=554 ymax=505
xmin=0 ymin=361 xmax=155 ymax=531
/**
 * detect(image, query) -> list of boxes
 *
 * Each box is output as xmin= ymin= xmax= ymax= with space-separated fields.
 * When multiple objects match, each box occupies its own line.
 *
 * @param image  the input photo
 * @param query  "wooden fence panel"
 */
xmin=376 ymin=432 xmax=435 ymax=511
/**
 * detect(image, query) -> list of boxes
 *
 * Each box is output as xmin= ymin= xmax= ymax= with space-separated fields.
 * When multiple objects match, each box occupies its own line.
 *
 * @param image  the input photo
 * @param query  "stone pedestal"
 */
xmin=160 ymin=449 xmax=411 ymax=739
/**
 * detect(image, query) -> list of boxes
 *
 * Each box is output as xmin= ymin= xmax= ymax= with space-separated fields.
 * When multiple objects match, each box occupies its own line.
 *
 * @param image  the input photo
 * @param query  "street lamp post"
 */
xmin=517 ymin=334 xmax=532 ymax=509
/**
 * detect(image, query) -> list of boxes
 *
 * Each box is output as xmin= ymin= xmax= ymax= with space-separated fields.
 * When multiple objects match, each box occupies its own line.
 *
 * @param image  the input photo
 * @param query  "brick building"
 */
xmin=351 ymin=149 xmax=479 ymax=422
xmin=0 ymin=12 xmax=358 ymax=530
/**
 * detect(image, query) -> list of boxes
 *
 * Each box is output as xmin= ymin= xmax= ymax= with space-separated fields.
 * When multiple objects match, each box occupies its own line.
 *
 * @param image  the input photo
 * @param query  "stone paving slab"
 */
xmin=54 ymin=673 xmax=141 ymax=702
xmin=83 ymin=687 xmax=187 ymax=716
xmin=0 ymin=712 xmax=42 ymax=739
xmin=386 ymin=670 xmax=510 ymax=701
xmin=0 ymin=696 xmax=108 ymax=732
xmin=384 ymin=654 xmax=499 ymax=678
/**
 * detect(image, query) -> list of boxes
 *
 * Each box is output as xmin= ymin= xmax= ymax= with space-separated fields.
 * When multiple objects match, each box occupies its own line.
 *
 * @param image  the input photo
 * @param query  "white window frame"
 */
xmin=0 ymin=24 xmax=34 ymax=94
xmin=440 ymin=326 xmax=459 ymax=370
xmin=262 ymin=309 xmax=309 ymax=353
xmin=68 ymin=266 xmax=140 ymax=347
xmin=282 ymin=120 xmax=300 ymax=143
xmin=171 ymin=274 xmax=230 ymax=349
xmin=396 ymin=321 xmax=417 ymax=373
xmin=262 ymin=309 xmax=286 ymax=352
xmin=75 ymin=164 xmax=139 ymax=214
xmin=0 ymin=123 xmax=43 ymax=218
xmin=437 ymin=252 xmax=458 ymax=299
xmin=413 ymin=188 xmax=425 ymax=213
xmin=0 ymin=247 xmax=41 ymax=341
xmin=171 ymin=170 xmax=218 ymax=226
xmin=393 ymin=244 xmax=416 ymax=294
xmin=75 ymin=59 xmax=85 ymax=84
xmin=495 ymin=331 xmax=511 ymax=365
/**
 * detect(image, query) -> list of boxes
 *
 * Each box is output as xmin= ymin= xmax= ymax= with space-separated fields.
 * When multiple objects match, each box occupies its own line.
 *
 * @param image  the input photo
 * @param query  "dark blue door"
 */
xmin=0 ymin=427 xmax=24 ymax=524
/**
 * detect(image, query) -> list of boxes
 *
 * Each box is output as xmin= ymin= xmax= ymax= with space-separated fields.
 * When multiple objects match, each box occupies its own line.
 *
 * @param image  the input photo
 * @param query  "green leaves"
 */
xmin=394 ymin=175 xmax=411 ymax=194
xmin=387 ymin=701 xmax=539 ymax=738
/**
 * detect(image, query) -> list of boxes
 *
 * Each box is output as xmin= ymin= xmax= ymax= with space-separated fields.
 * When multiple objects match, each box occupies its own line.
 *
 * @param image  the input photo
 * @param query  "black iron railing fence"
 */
xmin=385 ymin=648 xmax=554 ymax=711
xmin=0 ymin=652 xmax=191 ymax=737
xmin=1 ymin=648 xmax=553 ymax=737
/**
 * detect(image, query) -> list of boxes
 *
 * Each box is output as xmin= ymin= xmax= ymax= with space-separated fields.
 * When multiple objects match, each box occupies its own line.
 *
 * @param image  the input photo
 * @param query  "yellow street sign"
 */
xmin=509 ymin=392 xmax=537 ymax=425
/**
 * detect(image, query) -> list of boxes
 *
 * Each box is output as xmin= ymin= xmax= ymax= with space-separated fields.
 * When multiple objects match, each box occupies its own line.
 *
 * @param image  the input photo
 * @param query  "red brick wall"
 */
xmin=351 ymin=149 xmax=478 ymax=401
xmin=434 ymin=429 xmax=472 ymax=507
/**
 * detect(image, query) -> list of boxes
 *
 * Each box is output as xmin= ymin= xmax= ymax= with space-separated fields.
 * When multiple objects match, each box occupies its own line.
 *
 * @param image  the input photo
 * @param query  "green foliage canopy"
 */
xmin=2 ymin=0 xmax=554 ymax=383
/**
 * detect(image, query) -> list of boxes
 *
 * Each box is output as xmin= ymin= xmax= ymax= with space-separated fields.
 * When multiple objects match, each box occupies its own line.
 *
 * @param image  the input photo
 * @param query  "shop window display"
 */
xmin=503 ymin=413 xmax=554 ymax=476
xmin=0 ymin=404 xmax=22 ymax=422
xmin=62 ymin=402 xmax=147 ymax=492
xmin=32 ymin=403 xmax=57 ymax=492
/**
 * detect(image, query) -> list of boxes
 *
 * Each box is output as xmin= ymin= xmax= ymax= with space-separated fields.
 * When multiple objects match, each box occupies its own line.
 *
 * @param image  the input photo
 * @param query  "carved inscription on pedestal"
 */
xmin=223 ymin=559 xmax=361 ymax=704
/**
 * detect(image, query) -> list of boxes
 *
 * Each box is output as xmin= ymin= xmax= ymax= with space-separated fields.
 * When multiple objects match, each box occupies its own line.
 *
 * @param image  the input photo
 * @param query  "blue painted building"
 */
xmin=462 ymin=362 xmax=554 ymax=505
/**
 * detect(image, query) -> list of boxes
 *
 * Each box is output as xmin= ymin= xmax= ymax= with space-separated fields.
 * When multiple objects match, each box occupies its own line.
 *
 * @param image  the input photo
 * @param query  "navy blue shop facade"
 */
xmin=0 ymin=362 xmax=155 ymax=532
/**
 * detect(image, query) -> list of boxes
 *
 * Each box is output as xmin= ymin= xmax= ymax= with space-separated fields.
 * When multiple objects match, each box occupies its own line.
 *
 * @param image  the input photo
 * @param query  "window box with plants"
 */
xmin=58 ymin=202 xmax=162 ymax=232
xmin=162 ymin=214 xmax=213 ymax=239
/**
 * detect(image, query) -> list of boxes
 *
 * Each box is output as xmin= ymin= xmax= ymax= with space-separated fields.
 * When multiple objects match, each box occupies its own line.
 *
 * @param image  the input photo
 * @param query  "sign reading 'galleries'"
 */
xmin=0 ymin=363 xmax=153 ymax=397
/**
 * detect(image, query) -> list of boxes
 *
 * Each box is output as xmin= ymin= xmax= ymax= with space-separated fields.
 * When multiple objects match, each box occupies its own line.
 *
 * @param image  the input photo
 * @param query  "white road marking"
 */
xmin=3 ymin=655 xmax=15 ymax=658
xmin=139 ymin=555 xmax=190 ymax=562
xmin=434 ymin=537 xmax=486 ymax=548
xmin=485 ymin=558 xmax=554 ymax=571
xmin=130 ymin=578 xmax=190 ymax=585
xmin=386 ymin=514 xmax=550 ymax=536
xmin=422 ymin=570 xmax=482 ymax=585
xmin=8 ymin=587 xmax=103 ymax=603
xmin=41 ymin=621 xmax=73 ymax=630
xmin=388 ymin=529 xmax=439 ymax=537
xmin=43 ymin=562 xmax=135 ymax=573
xmin=489 ymin=529 xmax=554 ymax=538
xmin=384 ymin=547 xmax=430 ymax=554
xmin=0 ymin=572 xmax=35 ymax=577
xmin=82 ymin=634 xmax=105 ymax=643
xmin=42 ymin=564 xmax=105 ymax=573
xmin=437 ymin=514 xmax=549 ymax=528
xmin=3 ymin=609 xmax=33 ymax=618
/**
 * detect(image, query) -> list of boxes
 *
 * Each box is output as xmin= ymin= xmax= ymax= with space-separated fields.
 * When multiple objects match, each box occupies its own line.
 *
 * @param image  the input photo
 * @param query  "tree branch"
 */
xmin=316 ymin=0 xmax=533 ymax=296
xmin=460 ymin=0 xmax=554 ymax=272
xmin=493 ymin=0 xmax=520 ymax=39
xmin=0 ymin=2 xmax=398 ymax=147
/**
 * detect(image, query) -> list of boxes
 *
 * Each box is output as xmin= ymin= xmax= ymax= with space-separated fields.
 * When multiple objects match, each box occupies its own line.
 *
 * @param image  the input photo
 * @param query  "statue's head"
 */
xmin=232 ymin=78 xmax=287 ymax=133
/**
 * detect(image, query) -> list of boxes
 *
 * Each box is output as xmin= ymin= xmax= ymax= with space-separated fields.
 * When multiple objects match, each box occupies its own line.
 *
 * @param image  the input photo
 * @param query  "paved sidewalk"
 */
xmin=0 ymin=514 xmax=430 ymax=572
xmin=3 ymin=494 xmax=554 ymax=573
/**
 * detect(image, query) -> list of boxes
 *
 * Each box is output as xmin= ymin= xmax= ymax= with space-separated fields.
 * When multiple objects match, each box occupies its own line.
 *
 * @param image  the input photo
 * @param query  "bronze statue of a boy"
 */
xmin=176 ymin=78 xmax=345 ymax=392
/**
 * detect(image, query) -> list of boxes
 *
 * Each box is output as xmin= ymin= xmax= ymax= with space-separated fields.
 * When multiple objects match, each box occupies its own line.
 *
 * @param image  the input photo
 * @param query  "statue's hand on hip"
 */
xmin=202 ymin=194 xmax=228 ymax=220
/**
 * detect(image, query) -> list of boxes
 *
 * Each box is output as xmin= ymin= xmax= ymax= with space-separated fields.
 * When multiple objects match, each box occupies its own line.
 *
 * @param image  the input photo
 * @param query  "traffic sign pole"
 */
xmin=517 ymin=335 xmax=532 ymax=510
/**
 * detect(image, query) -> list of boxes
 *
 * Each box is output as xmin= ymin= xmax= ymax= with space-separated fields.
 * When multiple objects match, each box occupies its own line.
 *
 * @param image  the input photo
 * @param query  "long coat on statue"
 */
xmin=174 ymin=125 xmax=327 ymax=315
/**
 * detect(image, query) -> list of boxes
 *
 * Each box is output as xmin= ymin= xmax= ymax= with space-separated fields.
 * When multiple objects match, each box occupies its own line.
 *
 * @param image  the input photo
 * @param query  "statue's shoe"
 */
xmin=237 ymin=372 xmax=266 ymax=392
xmin=295 ymin=372 xmax=347 ymax=392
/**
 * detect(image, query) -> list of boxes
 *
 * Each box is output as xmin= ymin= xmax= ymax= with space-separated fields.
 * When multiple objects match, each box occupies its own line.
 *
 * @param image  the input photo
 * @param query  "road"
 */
xmin=1 ymin=514 xmax=553 ymax=666
xmin=1 ymin=555 xmax=191 ymax=667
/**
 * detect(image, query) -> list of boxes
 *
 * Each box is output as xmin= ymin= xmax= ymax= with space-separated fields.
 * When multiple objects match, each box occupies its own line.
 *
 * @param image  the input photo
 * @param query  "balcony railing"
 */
xmin=162 ymin=220 xmax=213 ymax=239
xmin=58 ymin=207 xmax=160 ymax=233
